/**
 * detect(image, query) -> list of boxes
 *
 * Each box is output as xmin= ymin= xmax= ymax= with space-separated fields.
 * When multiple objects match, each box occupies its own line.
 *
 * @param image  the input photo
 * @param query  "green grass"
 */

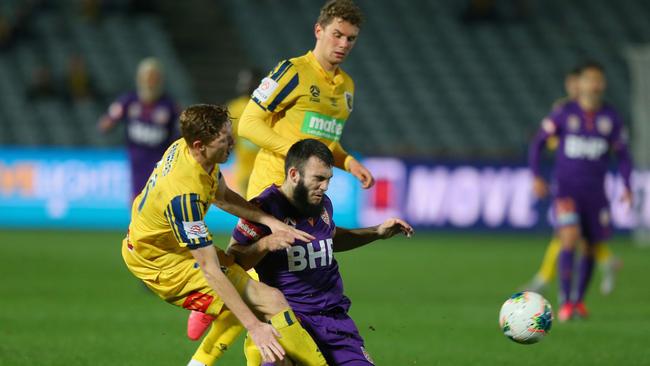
xmin=1 ymin=231 xmax=649 ymax=365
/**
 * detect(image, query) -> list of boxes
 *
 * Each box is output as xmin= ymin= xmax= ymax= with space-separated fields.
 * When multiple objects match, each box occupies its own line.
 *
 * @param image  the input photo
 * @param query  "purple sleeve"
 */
xmin=529 ymin=114 xmax=560 ymax=177
xmin=107 ymin=92 xmax=134 ymax=121
xmin=611 ymin=117 xmax=633 ymax=190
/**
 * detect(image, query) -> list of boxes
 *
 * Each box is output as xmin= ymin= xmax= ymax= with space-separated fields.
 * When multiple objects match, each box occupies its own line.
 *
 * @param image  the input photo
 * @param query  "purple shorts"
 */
xmin=296 ymin=310 xmax=374 ymax=366
xmin=553 ymin=185 xmax=611 ymax=244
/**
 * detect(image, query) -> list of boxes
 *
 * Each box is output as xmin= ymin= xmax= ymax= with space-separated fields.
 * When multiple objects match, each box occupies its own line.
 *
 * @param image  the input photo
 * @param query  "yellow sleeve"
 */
xmin=331 ymin=142 xmax=353 ymax=171
xmin=238 ymin=100 xmax=294 ymax=156
xmin=238 ymin=60 xmax=302 ymax=156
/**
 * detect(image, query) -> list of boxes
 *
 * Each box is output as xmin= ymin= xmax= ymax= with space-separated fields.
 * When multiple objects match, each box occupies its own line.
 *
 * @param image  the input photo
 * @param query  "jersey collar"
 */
xmin=306 ymin=51 xmax=344 ymax=86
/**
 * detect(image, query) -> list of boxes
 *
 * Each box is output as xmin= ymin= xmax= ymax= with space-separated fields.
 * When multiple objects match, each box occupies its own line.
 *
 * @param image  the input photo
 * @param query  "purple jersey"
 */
xmin=108 ymin=91 xmax=179 ymax=196
xmin=232 ymin=185 xmax=350 ymax=315
xmin=529 ymin=100 xmax=633 ymax=192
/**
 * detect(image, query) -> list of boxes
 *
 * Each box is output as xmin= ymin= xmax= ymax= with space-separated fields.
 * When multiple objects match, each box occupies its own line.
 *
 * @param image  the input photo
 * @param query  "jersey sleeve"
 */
xmin=232 ymin=198 xmax=272 ymax=245
xmin=164 ymin=193 xmax=213 ymax=249
xmin=251 ymin=60 xmax=301 ymax=113
xmin=529 ymin=109 xmax=563 ymax=177
xmin=107 ymin=93 xmax=132 ymax=121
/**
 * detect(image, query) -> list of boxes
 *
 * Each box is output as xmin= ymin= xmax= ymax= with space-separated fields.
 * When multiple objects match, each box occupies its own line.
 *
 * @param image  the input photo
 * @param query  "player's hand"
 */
xmin=248 ymin=321 xmax=285 ymax=363
xmin=266 ymin=219 xmax=315 ymax=243
xmin=97 ymin=116 xmax=115 ymax=133
xmin=348 ymin=158 xmax=375 ymax=189
xmin=260 ymin=231 xmax=297 ymax=252
xmin=377 ymin=218 xmax=414 ymax=239
xmin=621 ymin=188 xmax=633 ymax=207
xmin=532 ymin=176 xmax=548 ymax=199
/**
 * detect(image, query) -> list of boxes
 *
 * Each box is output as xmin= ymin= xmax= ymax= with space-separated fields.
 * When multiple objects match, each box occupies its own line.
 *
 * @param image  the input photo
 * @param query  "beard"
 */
xmin=292 ymin=178 xmax=324 ymax=218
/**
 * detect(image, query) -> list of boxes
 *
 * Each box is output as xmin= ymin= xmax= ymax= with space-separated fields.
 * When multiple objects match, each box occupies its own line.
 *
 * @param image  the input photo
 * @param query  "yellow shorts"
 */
xmin=122 ymin=240 xmax=250 ymax=317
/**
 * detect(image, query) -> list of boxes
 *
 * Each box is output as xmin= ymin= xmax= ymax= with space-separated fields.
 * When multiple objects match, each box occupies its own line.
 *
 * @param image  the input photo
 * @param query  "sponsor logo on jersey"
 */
xmin=301 ymin=111 xmax=345 ymax=141
xmin=127 ymin=120 xmax=168 ymax=146
xmin=183 ymin=220 xmax=209 ymax=239
xmin=596 ymin=116 xmax=612 ymax=136
xmin=252 ymin=77 xmax=279 ymax=103
xmin=287 ymin=238 xmax=334 ymax=271
xmin=564 ymin=135 xmax=608 ymax=160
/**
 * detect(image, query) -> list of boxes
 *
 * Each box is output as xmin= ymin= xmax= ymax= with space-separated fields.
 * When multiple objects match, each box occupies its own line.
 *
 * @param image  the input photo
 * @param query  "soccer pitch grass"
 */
xmin=1 ymin=231 xmax=649 ymax=366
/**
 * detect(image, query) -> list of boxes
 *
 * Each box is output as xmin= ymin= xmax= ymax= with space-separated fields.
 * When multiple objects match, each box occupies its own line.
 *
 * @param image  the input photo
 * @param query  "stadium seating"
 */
xmin=0 ymin=1 xmax=195 ymax=146
xmin=220 ymin=0 xmax=650 ymax=157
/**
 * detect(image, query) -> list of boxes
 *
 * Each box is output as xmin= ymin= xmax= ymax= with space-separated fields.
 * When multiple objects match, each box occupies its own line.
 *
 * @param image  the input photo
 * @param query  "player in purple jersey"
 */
xmin=98 ymin=57 xmax=180 ymax=199
xmin=529 ymin=61 xmax=633 ymax=322
xmin=224 ymin=139 xmax=413 ymax=365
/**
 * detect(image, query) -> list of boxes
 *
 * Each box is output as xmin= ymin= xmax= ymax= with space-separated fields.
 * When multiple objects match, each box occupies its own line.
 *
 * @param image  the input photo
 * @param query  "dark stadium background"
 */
xmin=1 ymin=1 xmax=649 ymax=365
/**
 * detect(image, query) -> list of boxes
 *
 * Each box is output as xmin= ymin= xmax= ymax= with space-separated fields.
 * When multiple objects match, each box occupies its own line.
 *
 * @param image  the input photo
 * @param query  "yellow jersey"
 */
xmin=123 ymin=138 xmax=221 ymax=278
xmin=241 ymin=50 xmax=355 ymax=198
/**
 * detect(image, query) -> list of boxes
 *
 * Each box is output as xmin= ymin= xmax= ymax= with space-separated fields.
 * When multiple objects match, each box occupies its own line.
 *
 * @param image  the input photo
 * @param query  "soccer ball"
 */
xmin=499 ymin=291 xmax=553 ymax=344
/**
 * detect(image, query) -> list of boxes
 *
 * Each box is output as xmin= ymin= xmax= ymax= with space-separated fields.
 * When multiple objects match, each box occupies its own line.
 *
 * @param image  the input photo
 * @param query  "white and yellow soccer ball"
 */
xmin=499 ymin=291 xmax=553 ymax=344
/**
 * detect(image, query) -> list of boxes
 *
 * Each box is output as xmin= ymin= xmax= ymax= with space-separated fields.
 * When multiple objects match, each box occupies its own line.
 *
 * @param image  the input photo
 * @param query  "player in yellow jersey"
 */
xmin=524 ymin=67 xmax=622 ymax=295
xmin=186 ymin=2 xmax=375 ymax=365
xmin=122 ymin=104 xmax=328 ymax=365
xmin=228 ymin=68 xmax=263 ymax=195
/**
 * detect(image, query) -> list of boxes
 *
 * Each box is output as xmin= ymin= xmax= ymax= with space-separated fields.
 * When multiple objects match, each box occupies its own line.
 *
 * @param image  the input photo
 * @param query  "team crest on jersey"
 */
xmin=153 ymin=107 xmax=170 ymax=125
xmin=596 ymin=116 xmax=612 ymax=136
xmin=284 ymin=217 xmax=297 ymax=227
xmin=361 ymin=346 xmax=374 ymax=364
xmin=567 ymin=115 xmax=580 ymax=132
xmin=321 ymin=208 xmax=330 ymax=227
xmin=128 ymin=103 xmax=142 ymax=119
xmin=344 ymin=91 xmax=353 ymax=112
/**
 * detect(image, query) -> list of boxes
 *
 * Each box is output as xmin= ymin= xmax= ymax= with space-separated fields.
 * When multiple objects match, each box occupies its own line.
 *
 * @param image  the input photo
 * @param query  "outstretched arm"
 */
xmin=333 ymin=218 xmax=413 ymax=252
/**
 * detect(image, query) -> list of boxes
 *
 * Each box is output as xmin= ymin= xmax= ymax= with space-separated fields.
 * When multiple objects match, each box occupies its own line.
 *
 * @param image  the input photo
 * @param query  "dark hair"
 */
xmin=284 ymin=139 xmax=334 ymax=175
xmin=577 ymin=61 xmax=605 ymax=75
xmin=179 ymin=104 xmax=230 ymax=145
xmin=317 ymin=0 xmax=363 ymax=28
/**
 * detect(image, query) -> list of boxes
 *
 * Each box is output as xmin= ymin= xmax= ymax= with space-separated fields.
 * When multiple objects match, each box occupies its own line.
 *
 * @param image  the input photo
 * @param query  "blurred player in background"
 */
xmin=98 ymin=57 xmax=179 ymax=199
xmin=525 ymin=67 xmax=623 ymax=296
xmin=528 ymin=62 xmax=633 ymax=322
xmin=122 ymin=104 xmax=327 ymax=365
xmin=227 ymin=139 xmax=413 ymax=365
xmin=186 ymin=1 xmax=376 ymax=363
xmin=228 ymin=68 xmax=263 ymax=195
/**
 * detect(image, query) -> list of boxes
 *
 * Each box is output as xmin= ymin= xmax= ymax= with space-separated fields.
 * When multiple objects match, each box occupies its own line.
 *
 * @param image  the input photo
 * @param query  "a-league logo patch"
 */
xmin=183 ymin=220 xmax=209 ymax=239
xmin=252 ymin=77 xmax=279 ymax=103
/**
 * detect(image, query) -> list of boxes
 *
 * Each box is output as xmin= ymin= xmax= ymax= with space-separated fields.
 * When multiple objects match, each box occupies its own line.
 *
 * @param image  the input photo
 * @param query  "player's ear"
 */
xmin=314 ymin=23 xmax=322 ymax=40
xmin=288 ymin=166 xmax=300 ymax=183
xmin=191 ymin=139 xmax=205 ymax=152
